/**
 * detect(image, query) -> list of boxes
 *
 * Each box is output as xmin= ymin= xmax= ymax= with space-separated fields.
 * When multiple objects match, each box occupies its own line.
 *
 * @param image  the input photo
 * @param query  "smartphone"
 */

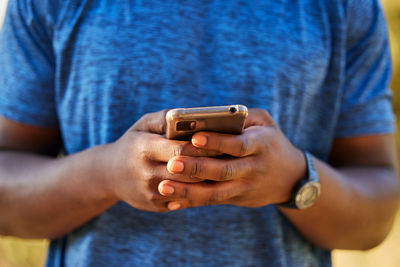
xmin=166 ymin=104 xmax=248 ymax=140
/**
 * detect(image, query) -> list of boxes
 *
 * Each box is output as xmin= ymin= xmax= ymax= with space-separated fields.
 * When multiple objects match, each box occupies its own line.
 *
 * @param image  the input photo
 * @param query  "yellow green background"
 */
xmin=0 ymin=0 xmax=399 ymax=266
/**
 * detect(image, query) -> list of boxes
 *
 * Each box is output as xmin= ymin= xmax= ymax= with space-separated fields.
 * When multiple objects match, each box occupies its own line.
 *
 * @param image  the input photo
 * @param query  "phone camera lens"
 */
xmin=176 ymin=121 xmax=196 ymax=131
xmin=229 ymin=106 xmax=237 ymax=113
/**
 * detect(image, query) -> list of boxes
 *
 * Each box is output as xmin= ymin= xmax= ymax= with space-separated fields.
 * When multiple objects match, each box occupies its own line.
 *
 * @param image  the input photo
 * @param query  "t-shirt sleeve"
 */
xmin=0 ymin=0 xmax=58 ymax=127
xmin=335 ymin=0 xmax=395 ymax=137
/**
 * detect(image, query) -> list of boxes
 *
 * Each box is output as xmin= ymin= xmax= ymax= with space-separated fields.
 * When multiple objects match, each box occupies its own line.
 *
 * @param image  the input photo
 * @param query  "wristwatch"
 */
xmin=278 ymin=151 xmax=321 ymax=209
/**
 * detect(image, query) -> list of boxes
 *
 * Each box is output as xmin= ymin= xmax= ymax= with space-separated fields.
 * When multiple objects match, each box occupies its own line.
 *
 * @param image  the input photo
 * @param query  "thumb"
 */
xmin=244 ymin=108 xmax=276 ymax=128
xmin=130 ymin=110 xmax=169 ymax=134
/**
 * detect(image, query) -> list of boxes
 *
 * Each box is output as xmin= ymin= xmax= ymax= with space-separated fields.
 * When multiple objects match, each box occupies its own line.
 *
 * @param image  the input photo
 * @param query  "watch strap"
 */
xmin=277 ymin=151 xmax=318 ymax=209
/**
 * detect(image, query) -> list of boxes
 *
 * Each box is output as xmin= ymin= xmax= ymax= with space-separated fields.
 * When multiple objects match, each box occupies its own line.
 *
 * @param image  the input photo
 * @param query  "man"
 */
xmin=0 ymin=0 xmax=399 ymax=266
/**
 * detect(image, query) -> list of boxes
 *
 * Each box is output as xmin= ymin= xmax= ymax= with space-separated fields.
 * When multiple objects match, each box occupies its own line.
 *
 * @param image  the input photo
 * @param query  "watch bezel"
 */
xmin=294 ymin=180 xmax=321 ymax=209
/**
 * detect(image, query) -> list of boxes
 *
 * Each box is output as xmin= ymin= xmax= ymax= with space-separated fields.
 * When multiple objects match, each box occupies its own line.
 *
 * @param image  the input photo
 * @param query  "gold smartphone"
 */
xmin=166 ymin=105 xmax=248 ymax=140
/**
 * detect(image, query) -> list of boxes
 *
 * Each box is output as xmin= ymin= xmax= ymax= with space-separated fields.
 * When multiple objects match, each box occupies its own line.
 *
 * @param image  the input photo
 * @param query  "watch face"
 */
xmin=295 ymin=181 xmax=321 ymax=209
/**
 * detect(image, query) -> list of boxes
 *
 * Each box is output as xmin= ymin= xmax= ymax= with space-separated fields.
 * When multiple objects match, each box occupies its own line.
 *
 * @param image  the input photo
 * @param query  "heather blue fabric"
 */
xmin=0 ymin=0 xmax=394 ymax=266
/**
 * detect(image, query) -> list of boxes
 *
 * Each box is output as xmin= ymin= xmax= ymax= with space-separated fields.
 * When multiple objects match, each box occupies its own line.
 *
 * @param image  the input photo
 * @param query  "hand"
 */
xmin=157 ymin=109 xmax=306 ymax=210
xmin=100 ymin=110 xmax=219 ymax=212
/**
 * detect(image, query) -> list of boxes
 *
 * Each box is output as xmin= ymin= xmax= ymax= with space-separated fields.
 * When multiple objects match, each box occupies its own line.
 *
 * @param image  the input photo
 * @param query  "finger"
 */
xmin=166 ymin=156 xmax=255 ymax=181
xmin=145 ymin=186 xmax=188 ymax=212
xmin=130 ymin=110 xmax=169 ymax=134
xmin=152 ymin=163 xmax=204 ymax=183
xmin=158 ymin=180 xmax=245 ymax=210
xmin=191 ymin=127 xmax=265 ymax=157
xmin=138 ymin=134 xmax=221 ymax=162
xmin=244 ymin=108 xmax=277 ymax=128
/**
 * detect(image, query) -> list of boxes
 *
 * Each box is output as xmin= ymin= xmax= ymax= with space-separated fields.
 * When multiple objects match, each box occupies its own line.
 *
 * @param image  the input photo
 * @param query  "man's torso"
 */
xmin=42 ymin=1 xmax=345 ymax=266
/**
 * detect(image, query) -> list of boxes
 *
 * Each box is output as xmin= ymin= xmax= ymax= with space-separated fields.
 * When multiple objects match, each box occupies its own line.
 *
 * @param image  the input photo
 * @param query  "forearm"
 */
xmin=0 ymin=145 xmax=117 ymax=239
xmin=279 ymin=159 xmax=400 ymax=250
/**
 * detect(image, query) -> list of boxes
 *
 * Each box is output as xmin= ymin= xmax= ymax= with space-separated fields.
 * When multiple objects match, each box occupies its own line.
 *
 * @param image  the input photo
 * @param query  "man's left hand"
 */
xmin=158 ymin=109 xmax=307 ymax=210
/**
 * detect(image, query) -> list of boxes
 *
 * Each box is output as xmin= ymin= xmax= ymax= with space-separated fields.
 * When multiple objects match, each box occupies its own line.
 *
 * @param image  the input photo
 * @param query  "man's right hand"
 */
xmin=0 ymin=110 xmax=216 ymax=238
xmin=99 ymin=110 xmax=218 ymax=212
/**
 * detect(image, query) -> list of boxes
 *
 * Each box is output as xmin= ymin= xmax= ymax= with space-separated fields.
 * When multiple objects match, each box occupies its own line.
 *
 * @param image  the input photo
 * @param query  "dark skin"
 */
xmin=0 ymin=109 xmax=399 ymax=250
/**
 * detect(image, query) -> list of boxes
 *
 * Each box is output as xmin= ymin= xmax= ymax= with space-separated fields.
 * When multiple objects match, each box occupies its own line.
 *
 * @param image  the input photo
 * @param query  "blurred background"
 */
xmin=0 ymin=0 xmax=399 ymax=266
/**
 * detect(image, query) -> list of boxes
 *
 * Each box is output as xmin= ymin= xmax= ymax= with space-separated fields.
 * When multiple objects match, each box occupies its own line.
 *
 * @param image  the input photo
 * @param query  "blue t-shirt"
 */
xmin=0 ymin=0 xmax=394 ymax=266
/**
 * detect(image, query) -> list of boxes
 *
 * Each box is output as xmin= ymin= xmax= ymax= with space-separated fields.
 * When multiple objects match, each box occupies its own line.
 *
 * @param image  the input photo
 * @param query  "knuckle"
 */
xmin=255 ymin=108 xmax=271 ymax=120
xmin=182 ymin=187 xmax=188 ymax=198
xmin=207 ymin=190 xmax=223 ymax=205
xmin=172 ymin=144 xmax=183 ymax=157
xmin=220 ymin=164 xmax=233 ymax=181
xmin=141 ymin=113 xmax=151 ymax=122
xmin=263 ymin=111 xmax=276 ymax=126
xmin=144 ymin=191 xmax=154 ymax=201
xmin=182 ymin=188 xmax=194 ymax=207
xmin=238 ymin=136 xmax=249 ymax=156
xmin=149 ymin=171 xmax=160 ymax=182
xmin=252 ymin=108 xmax=273 ymax=126
xmin=143 ymin=169 xmax=157 ymax=182
xmin=216 ymin=139 xmax=223 ymax=152
xmin=149 ymin=193 xmax=158 ymax=202
xmin=148 ymin=193 xmax=160 ymax=203
xmin=267 ymin=129 xmax=280 ymax=147
xmin=190 ymin=161 xmax=201 ymax=178
xmin=135 ymin=140 xmax=149 ymax=160
xmin=133 ymin=115 xmax=149 ymax=130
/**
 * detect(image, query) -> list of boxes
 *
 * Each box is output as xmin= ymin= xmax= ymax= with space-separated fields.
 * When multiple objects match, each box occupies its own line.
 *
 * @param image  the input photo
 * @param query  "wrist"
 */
xmin=78 ymin=144 xmax=120 ymax=204
xmin=278 ymin=151 xmax=321 ymax=209
xmin=277 ymin=147 xmax=307 ymax=204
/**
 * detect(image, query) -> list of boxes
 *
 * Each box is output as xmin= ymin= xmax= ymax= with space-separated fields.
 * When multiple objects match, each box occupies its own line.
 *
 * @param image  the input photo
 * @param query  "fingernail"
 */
xmin=167 ymin=160 xmax=184 ymax=173
xmin=160 ymin=184 xmax=175 ymax=195
xmin=168 ymin=202 xmax=181 ymax=211
xmin=193 ymin=135 xmax=207 ymax=147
